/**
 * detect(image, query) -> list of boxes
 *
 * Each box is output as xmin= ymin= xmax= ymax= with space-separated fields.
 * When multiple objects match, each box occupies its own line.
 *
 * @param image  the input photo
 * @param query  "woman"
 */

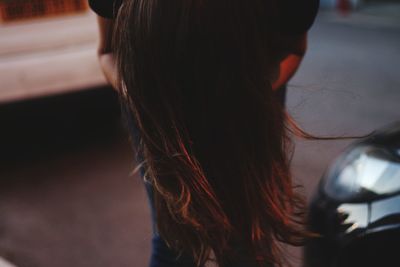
xmin=89 ymin=0 xmax=319 ymax=266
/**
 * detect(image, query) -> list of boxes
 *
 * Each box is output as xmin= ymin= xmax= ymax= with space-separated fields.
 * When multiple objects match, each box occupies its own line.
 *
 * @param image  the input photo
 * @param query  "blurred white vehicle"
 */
xmin=0 ymin=257 xmax=16 ymax=267
xmin=0 ymin=0 xmax=106 ymax=103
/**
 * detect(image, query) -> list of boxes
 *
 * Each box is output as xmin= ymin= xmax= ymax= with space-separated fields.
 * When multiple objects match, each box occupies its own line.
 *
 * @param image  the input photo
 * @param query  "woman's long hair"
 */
xmin=114 ymin=0 xmax=307 ymax=266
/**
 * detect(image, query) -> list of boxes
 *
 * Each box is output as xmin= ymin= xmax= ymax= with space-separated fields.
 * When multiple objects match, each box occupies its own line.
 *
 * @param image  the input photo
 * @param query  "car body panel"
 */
xmin=0 ymin=6 xmax=106 ymax=103
xmin=304 ymin=122 xmax=400 ymax=267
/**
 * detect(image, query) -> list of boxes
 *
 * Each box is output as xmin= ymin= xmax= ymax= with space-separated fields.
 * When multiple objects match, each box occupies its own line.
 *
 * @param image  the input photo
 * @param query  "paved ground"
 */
xmin=284 ymin=6 xmax=400 ymax=265
xmin=0 ymin=4 xmax=399 ymax=267
xmin=290 ymin=5 xmax=400 ymax=198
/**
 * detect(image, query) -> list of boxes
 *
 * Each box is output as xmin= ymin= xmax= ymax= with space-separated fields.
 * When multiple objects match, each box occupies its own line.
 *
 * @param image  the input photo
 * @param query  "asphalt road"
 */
xmin=0 ymin=6 xmax=399 ymax=267
xmin=284 ymin=7 xmax=400 ymax=265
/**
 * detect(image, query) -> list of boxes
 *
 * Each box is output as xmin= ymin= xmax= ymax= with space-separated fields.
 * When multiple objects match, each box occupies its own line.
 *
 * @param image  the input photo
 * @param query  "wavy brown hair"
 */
xmin=114 ymin=0 xmax=308 ymax=266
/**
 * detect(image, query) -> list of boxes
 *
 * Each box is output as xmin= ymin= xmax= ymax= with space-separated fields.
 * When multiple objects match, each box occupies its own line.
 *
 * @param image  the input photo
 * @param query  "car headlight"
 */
xmin=322 ymin=145 xmax=400 ymax=202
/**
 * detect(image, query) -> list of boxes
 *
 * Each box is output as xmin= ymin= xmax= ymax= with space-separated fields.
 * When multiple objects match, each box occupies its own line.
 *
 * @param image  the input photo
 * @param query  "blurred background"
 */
xmin=0 ymin=0 xmax=399 ymax=266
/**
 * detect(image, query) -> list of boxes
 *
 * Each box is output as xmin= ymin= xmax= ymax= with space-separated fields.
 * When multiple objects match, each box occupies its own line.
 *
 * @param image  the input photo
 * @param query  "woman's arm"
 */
xmin=272 ymin=33 xmax=307 ymax=90
xmin=96 ymin=16 xmax=119 ymax=90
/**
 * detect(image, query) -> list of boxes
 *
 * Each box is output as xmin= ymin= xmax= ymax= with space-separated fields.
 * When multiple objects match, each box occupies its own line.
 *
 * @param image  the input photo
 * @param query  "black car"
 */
xmin=304 ymin=122 xmax=400 ymax=267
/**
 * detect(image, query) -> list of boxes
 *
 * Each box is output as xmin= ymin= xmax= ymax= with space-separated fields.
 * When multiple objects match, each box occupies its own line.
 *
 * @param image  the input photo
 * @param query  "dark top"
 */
xmin=89 ymin=0 xmax=319 ymax=34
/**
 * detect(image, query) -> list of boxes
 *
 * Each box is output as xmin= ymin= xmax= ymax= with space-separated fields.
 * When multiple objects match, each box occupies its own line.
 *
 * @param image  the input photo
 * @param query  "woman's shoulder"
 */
xmin=88 ymin=0 xmax=122 ymax=19
xmin=278 ymin=0 xmax=320 ymax=34
xmin=88 ymin=0 xmax=319 ymax=33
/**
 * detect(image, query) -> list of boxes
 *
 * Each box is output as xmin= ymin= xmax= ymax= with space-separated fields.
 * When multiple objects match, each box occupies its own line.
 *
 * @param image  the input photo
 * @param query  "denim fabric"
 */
xmin=144 ymin=180 xmax=198 ymax=267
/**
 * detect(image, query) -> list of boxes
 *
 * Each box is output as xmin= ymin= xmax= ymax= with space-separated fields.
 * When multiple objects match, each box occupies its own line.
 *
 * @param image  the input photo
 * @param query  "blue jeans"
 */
xmin=144 ymin=182 xmax=200 ymax=267
xmin=144 ymin=181 xmax=266 ymax=267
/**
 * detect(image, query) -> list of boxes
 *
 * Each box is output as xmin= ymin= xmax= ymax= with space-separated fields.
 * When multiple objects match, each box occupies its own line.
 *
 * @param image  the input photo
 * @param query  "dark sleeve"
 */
xmin=88 ymin=0 xmax=122 ymax=19
xmin=278 ymin=0 xmax=320 ymax=34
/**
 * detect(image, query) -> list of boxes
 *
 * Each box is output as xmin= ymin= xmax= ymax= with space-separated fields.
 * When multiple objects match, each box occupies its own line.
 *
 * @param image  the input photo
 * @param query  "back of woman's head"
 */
xmin=114 ymin=0 xmax=305 ymax=266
